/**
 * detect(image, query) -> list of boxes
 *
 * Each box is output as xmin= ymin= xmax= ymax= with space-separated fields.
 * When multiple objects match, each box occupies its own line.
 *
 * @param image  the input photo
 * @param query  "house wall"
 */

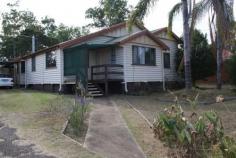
xmin=154 ymin=32 xmax=179 ymax=81
xmin=122 ymin=35 xmax=164 ymax=84
xmin=18 ymin=49 xmax=63 ymax=89
xmin=161 ymin=39 xmax=178 ymax=81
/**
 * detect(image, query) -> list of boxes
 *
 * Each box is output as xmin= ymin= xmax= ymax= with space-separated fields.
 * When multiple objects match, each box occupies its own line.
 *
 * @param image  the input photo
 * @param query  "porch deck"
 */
xmin=64 ymin=64 xmax=124 ymax=95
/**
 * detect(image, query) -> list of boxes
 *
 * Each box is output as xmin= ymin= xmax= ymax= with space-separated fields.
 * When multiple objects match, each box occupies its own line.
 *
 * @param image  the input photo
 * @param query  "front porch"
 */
xmin=63 ymin=44 xmax=124 ymax=96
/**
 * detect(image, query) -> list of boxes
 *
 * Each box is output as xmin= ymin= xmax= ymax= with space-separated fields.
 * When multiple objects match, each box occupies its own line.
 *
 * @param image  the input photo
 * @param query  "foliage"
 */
xmin=68 ymin=76 xmax=89 ymax=136
xmin=85 ymin=0 xmax=130 ymax=28
xmin=226 ymin=21 xmax=236 ymax=54
xmin=69 ymin=103 xmax=88 ymax=136
xmin=128 ymin=0 xmax=194 ymax=90
xmin=55 ymin=24 xmax=89 ymax=43
xmin=0 ymin=2 xmax=89 ymax=59
xmin=176 ymin=30 xmax=215 ymax=84
xmin=225 ymin=55 xmax=236 ymax=85
xmin=194 ymin=0 xmax=234 ymax=89
xmin=153 ymin=97 xmax=236 ymax=158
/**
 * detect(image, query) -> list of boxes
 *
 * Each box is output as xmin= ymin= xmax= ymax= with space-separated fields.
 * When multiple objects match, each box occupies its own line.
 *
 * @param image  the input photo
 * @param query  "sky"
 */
xmin=0 ymin=0 xmax=236 ymax=38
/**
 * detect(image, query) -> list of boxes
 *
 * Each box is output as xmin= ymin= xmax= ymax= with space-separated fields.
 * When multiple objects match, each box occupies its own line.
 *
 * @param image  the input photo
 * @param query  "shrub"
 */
xmin=225 ymin=55 xmax=236 ymax=85
xmin=153 ymin=99 xmax=236 ymax=158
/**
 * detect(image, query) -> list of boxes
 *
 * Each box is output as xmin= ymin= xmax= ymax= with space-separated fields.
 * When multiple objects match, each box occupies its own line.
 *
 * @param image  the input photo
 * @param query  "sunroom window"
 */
xmin=132 ymin=45 xmax=156 ymax=66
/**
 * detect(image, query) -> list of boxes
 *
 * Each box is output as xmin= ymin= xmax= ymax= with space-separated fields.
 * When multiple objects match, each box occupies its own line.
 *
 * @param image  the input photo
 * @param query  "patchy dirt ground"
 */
xmin=0 ymin=89 xmax=101 ymax=158
xmin=0 ymin=123 xmax=55 ymax=158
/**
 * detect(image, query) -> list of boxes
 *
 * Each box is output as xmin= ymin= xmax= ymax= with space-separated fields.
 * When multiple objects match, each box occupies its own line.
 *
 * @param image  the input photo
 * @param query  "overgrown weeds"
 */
xmin=69 ymin=103 xmax=88 ymax=136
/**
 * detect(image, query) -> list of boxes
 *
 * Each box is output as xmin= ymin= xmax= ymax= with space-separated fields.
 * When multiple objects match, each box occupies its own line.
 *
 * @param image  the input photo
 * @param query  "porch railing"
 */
xmin=91 ymin=64 xmax=123 ymax=81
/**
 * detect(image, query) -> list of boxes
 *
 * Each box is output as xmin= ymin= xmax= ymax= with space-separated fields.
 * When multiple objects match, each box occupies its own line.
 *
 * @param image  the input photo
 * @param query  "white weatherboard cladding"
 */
xmin=154 ymin=32 xmax=178 ymax=81
xmin=160 ymin=39 xmax=178 ymax=81
xmin=122 ymin=35 xmax=164 ymax=83
xmin=24 ymin=49 xmax=63 ymax=85
xmin=105 ymin=25 xmax=141 ymax=37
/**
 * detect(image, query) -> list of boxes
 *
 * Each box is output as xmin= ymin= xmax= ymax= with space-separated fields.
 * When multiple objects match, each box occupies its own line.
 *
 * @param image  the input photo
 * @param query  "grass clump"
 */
xmin=69 ymin=103 xmax=88 ymax=136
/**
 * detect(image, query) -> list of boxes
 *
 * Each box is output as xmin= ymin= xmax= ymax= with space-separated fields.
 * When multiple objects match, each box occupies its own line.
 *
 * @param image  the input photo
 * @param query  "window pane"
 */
xmin=151 ymin=48 xmax=156 ymax=65
xmin=132 ymin=46 xmax=138 ymax=64
xmin=145 ymin=48 xmax=151 ymax=64
xmin=132 ymin=45 xmax=156 ymax=65
xmin=164 ymin=53 xmax=170 ymax=68
xmin=32 ymin=56 xmax=36 ymax=71
xmin=46 ymin=51 xmax=57 ymax=68
xmin=21 ymin=61 xmax=25 ymax=73
xmin=139 ymin=47 xmax=145 ymax=64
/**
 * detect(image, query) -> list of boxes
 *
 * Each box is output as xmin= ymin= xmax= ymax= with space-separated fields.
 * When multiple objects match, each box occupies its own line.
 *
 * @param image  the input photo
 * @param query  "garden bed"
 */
xmin=63 ymin=113 xmax=90 ymax=145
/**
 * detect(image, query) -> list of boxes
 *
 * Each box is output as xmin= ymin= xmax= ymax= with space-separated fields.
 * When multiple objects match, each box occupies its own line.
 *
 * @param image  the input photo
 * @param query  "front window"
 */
xmin=132 ymin=45 xmax=156 ymax=65
xmin=164 ymin=53 xmax=170 ymax=68
xmin=46 ymin=51 xmax=56 ymax=68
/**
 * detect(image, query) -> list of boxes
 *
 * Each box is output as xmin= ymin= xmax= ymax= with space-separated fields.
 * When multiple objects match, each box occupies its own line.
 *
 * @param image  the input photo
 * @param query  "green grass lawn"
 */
xmin=0 ymin=89 xmax=101 ymax=158
xmin=113 ymin=86 xmax=236 ymax=158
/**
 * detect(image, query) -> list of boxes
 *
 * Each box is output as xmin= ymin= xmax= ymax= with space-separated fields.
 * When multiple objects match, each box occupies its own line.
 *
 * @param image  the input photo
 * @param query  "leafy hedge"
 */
xmin=225 ymin=54 xmax=236 ymax=85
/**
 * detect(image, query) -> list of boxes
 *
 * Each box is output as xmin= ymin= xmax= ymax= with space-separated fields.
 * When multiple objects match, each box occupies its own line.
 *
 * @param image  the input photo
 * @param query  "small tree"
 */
xmin=176 ymin=30 xmax=215 ymax=85
xmin=85 ymin=0 xmax=130 ymax=28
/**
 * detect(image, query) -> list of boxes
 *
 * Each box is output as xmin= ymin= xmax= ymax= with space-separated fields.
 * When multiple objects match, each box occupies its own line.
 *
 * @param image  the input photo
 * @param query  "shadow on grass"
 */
xmin=0 ymin=123 xmax=55 ymax=158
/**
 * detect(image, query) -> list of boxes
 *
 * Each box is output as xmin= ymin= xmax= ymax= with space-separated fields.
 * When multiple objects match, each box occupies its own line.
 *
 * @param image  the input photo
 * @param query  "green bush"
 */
xmin=153 ymin=99 xmax=236 ymax=158
xmin=176 ymin=30 xmax=215 ymax=84
xmin=225 ymin=55 xmax=236 ymax=85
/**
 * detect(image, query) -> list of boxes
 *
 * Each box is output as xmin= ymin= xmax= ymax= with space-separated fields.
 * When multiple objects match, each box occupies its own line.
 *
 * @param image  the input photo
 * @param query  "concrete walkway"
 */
xmin=84 ymin=99 xmax=146 ymax=158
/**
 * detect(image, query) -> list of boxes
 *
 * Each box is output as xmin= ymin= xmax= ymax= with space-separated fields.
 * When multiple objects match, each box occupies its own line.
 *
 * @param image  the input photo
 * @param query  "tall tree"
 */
xmin=55 ymin=24 xmax=89 ymax=43
xmin=128 ymin=0 xmax=194 ymax=90
xmin=194 ymin=0 xmax=234 ymax=89
xmin=176 ymin=30 xmax=215 ymax=84
xmin=0 ymin=3 xmax=90 ymax=59
xmin=85 ymin=0 xmax=130 ymax=28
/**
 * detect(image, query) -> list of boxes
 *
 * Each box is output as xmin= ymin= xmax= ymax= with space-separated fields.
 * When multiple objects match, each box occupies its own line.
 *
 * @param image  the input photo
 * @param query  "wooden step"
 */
xmin=87 ymin=83 xmax=104 ymax=97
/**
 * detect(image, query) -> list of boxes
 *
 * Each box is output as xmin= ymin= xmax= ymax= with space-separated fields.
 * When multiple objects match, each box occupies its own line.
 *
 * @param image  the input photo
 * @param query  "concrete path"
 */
xmin=84 ymin=99 xmax=146 ymax=158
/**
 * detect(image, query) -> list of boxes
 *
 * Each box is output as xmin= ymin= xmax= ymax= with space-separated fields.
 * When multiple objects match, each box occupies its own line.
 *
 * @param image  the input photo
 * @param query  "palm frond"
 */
xmin=192 ymin=0 xmax=212 ymax=24
xmin=215 ymin=0 xmax=235 ymax=40
xmin=168 ymin=2 xmax=182 ymax=33
xmin=127 ymin=0 xmax=158 ymax=31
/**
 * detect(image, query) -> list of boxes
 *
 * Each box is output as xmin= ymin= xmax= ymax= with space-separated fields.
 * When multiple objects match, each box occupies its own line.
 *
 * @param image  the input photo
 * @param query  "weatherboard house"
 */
xmin=14 ymin=22 xmax=181 ymax=96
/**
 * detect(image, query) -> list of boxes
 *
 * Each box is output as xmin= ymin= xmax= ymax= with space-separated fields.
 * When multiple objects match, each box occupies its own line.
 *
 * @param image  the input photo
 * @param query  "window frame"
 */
xmin=46 ymin=51 xmax=57 ymax=69
xmin=32 ymin=56 xmax=36 ymax=72
xmin=132 ymin=45 xmax=156 ymax=66
xmin=163 ymin=52 xmax=171 ymax=69
xmin=21 ymin=61 xmax=25 ymax=73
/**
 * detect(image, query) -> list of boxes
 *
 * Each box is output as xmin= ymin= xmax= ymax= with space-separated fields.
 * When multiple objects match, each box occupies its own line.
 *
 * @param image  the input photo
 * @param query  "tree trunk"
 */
xmin=216 ymin=32 xmax=223 ymax=89
xmin=182 ymin=0 xmax=192 ymax=90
